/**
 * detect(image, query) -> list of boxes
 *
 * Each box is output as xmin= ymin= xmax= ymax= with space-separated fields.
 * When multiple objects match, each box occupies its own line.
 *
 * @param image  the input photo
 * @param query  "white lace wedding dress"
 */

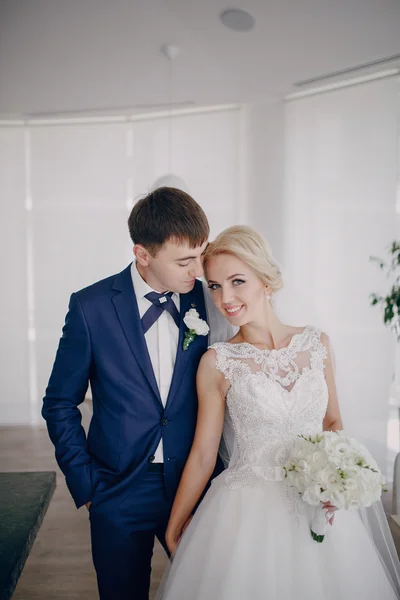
xmin=158 ymin=326 xmax=400 ymax=599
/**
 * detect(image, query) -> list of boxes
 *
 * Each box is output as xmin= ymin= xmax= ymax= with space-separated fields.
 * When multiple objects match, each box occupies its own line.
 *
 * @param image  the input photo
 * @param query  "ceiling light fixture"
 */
xmin=150 ymin=43 xmax=188 ymax=193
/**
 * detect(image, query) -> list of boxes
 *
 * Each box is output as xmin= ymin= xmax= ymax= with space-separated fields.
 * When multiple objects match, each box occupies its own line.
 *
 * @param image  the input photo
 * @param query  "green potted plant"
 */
xmin=370 ymin=241 xmax=400 ymax=342
xmin=370 ymin=240 xmax=400 ymax=420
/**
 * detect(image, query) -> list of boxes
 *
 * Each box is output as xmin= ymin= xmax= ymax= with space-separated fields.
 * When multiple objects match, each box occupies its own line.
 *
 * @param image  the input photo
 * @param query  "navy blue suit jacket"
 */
xmin=42 ymin=265 xmax=215 ymax=508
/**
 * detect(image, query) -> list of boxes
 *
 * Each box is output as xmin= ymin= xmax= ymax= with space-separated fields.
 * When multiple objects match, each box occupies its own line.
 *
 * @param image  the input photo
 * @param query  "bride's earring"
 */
xmin=265 ymin=290 xmax=271 ymax=301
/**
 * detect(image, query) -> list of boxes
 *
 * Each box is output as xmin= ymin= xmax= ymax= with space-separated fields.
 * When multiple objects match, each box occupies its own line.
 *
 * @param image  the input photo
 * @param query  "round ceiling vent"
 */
xmin=220 ymin=9 xmax=255 ymax=32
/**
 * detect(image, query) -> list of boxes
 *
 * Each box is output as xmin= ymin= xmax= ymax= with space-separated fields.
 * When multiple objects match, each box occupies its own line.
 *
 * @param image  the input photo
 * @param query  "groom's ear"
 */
xmin=134 ymin=244 xmax=151 ymax=267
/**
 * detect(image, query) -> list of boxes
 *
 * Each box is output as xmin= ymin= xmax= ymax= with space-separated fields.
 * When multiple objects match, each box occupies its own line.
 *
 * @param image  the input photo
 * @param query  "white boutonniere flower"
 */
xmin=183 ymin=307 xmax=210 ymax=351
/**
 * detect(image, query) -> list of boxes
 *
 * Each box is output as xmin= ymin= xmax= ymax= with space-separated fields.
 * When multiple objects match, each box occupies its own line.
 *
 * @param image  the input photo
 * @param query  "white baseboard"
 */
xmin=0 ymin=402 xmax=43 ymax=426
xmin=0 ymin=398 xmax=93 ymax=428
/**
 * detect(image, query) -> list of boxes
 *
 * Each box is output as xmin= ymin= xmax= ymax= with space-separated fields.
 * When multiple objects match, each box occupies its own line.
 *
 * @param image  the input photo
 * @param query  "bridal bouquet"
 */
xmin=283 ymin=431 xmax=386 ymax=543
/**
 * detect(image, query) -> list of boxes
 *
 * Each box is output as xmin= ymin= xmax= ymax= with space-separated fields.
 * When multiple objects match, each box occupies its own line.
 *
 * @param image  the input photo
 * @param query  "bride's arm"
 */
xmin=321 ymin=333 xmax=344 ymax=432
xmin=165 ymin=349 xmax=226 ymax=554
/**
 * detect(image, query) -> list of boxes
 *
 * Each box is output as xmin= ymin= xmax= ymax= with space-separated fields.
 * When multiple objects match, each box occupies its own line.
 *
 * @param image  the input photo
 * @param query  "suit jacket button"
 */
xmin=149 ymin=455 xmax=155 ymax=462
xmin=161 ymin=418 xmax=168 ymax=426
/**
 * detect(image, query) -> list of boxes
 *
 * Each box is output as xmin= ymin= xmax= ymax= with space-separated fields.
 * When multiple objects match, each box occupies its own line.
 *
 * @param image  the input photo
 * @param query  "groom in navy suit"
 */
xmin=42 ymin=187 xmax=232 ymax=599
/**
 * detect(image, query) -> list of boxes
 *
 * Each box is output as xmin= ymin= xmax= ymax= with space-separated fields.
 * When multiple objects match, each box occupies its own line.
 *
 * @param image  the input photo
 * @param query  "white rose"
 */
xmin=317 ymin=466 xmax=342 ymax=489
xmin=184 ymin=308 xmax=199 ymax=320
xmin=287 ymin=471 xmax=309 ymax=493
xmin=290 ymin=439 xmax=314 ymax=462
xmin=321 ymin=436 xmax=352 ymax=461
xmin=357 ymin=470 xmax=384 ymax=497
xmin=193 ymin=320 xmax=210 ymax=336
xmin=342 ymin=476 xmax=358 ymax=492
xmin=294 ymin=474 xmax=308 ymax=493
xmin=296 ymin=459 xmax=308 ymax=472
xmin=329 ymin=490 xmax=346 ymax=510
xmin=303 ymin=484 xmax=324 ymax=506
xmin=183 ymin=309 xmax=210 ymax=336
xmin=310 ymin=451 xmax=328 ymax=471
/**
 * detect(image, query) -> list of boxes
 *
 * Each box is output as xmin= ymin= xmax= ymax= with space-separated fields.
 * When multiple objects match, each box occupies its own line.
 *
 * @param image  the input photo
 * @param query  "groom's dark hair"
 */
xmin=128 ymin=187 xmax=210 ymax=255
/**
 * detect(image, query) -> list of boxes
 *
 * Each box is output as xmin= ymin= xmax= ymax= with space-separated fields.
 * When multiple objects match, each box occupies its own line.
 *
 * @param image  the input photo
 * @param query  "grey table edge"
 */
xmin=0 ymin=471 xmax=56 ymax=600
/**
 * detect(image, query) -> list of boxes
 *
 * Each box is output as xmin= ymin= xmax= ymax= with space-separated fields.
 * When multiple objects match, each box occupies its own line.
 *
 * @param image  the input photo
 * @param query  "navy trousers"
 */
xmin=89 ymin=470 xmax=172 ymax=600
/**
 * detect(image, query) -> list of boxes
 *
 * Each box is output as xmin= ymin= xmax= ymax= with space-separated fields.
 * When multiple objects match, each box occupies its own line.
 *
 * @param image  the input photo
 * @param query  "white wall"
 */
xmin=0 ymin=127 xmax=31 ymax=423
xmin=243 ymin=100 xmax=285 ymax=262
xmin=278 ymin=76 xmax=400 ymax=473
xmin=0 ymin=106 xmax=242 ymax=425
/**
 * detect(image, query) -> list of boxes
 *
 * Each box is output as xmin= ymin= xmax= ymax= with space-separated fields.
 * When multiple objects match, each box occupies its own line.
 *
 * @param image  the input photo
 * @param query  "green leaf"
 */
xmin=311 ymin=530 xmax=325 ymax=543
xmin=183 ymin=330 xmax=196 ymax=351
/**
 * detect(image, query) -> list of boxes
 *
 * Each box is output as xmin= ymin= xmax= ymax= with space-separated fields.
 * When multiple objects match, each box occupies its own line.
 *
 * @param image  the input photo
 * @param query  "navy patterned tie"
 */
xmin=141 ymin=291 xmax=180 ymax=334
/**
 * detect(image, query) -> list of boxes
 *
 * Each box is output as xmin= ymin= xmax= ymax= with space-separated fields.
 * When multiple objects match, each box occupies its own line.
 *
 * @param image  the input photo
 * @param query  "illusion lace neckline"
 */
xmin=224 ymin=325 xmax=310 ymax=355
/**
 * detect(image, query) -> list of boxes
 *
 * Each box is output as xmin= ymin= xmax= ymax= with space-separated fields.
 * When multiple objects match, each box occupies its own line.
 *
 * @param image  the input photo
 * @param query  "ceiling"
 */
xmin=0 ymin=0 xmax=399 ymax=117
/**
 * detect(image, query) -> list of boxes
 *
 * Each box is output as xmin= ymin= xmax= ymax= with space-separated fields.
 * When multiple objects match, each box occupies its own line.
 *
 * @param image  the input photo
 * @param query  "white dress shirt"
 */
xmin=131 ymin=262 xmax=180 ymax=462
xmin=130 ymin=263 xmax=237 ymax=464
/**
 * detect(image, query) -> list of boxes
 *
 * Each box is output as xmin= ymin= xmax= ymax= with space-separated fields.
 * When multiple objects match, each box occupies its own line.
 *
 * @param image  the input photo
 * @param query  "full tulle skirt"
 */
xmin=157 ymin=473 xmax=399 ymax=599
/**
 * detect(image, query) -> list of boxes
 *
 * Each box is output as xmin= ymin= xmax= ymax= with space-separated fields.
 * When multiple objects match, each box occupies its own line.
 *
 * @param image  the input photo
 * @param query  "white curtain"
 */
xmin=0 ymin=127 xmax=30 ymax=423
xmin=0 ymin=107 xmax=242 ymax=425
xmin=279 ymin=76 xmax=400 ymax=475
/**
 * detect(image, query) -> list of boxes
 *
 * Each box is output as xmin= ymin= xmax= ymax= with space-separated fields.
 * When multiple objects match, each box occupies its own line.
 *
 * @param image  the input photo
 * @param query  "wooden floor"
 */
xmin=0 ymin=426 xmax=168 ymax=600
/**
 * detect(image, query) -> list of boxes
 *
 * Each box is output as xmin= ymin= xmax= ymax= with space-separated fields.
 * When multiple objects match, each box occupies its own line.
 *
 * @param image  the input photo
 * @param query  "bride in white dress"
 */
xmin=158 ymin=225 xmax=400 ymax=600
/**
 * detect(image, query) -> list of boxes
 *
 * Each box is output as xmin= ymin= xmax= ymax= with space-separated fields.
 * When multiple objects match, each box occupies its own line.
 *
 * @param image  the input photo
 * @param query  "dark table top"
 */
xmin=0 ymin=471 xmax=56 ymax=600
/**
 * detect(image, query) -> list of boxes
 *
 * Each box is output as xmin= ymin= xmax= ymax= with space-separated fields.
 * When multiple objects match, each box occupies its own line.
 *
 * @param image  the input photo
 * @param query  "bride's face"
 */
xmin=206 ymin=253 xmax=268 ymax=326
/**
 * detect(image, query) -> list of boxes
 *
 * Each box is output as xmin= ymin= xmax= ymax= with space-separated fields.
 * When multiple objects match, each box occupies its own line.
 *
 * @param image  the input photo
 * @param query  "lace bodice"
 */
xmin=210 ymin=325 xmax=329 ymax=490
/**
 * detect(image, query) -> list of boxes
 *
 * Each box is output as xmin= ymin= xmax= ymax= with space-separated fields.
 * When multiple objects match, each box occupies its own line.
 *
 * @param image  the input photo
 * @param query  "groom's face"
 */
xmin=144 ymin=238 xmax=208 ymax=294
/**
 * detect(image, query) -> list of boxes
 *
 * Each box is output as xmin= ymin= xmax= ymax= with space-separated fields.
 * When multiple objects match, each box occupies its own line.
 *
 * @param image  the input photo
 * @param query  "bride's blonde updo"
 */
xmin=203 ymin=225 xmax=283 ymax=293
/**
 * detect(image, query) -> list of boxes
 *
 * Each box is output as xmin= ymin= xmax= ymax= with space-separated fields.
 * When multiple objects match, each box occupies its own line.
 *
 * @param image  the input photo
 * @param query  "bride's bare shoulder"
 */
xmin=198 ymin=349 xmax=229 ymax=393
xmin=199 ymin=347 xmax=223 ymax=370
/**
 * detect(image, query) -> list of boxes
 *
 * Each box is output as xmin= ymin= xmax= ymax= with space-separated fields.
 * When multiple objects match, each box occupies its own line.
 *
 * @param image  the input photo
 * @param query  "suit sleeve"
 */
xmin=42 ymin=292 xmax=93 ymax=508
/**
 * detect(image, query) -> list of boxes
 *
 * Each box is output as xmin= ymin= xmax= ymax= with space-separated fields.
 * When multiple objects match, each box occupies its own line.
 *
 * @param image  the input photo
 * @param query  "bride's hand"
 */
xmin=322 ymin=501 xmax=338 ymax=525
xmin=166 ymin=525 xmax=183 ymax=555
xmin=166 ymin=516 xmax=193 ymax=554
xmin=181 ymin=515 xmax=193 ymax=535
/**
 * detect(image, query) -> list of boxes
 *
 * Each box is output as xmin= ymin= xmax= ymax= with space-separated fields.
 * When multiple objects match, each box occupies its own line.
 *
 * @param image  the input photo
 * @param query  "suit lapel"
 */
xmin=166 ymin=281 xmax=207 ymax=407
xmin=111 ymin=265 xmax=162 ymax=405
